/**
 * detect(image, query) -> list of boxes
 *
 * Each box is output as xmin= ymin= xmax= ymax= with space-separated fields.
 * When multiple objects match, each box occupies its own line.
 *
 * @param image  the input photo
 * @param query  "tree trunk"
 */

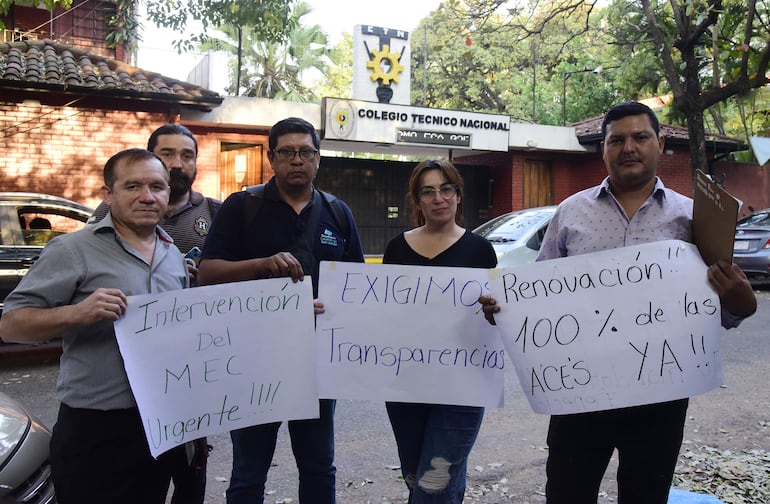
xmin=685 ymin=106 xmax=709 ymax=178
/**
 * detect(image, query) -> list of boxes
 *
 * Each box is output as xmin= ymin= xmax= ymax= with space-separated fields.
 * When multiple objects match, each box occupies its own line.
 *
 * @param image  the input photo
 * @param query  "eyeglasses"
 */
xmin=419 ymin=184 xmax=458 ymax=201
xmin=274 ymin=149 xmax=318 ymax=161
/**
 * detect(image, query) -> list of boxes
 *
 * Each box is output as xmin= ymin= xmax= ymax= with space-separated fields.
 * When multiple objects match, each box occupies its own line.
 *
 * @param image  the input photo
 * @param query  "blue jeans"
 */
xmin=386 ymin=402 xmax=484 ymax=504
xmin=226 ymin=399 xmax=336 ymax=504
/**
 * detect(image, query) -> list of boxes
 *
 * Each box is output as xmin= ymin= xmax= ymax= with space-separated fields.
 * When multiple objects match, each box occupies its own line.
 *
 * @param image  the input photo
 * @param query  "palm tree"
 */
xmin=201 ymin=1 xmax=329 ymax=101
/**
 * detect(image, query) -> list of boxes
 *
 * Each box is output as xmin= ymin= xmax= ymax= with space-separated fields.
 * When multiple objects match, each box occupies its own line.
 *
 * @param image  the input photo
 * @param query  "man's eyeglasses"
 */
xmin=418 ymin=184 xmax=458 ymax=201
xmin=274 ymin=149 xmax=318 ymax=161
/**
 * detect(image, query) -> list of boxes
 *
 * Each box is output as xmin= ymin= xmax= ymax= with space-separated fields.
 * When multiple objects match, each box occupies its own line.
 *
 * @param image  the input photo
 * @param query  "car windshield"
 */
xmin=477 ymin=210 xmax=552 ymax=242
xmin=737 ymin=211 xmax=770 ymax=228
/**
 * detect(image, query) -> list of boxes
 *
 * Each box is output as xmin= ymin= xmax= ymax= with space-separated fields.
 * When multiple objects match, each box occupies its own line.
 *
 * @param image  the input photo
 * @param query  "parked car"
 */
xmin=0 ymin=192 xmax=93 ymax=343
xmin=733 ymin=208 xmax=770 ymax=280
xmin=472 ymin=206 xmax=557 ymax=267
xmin=0 ymin=391 xmax=56 ymax=503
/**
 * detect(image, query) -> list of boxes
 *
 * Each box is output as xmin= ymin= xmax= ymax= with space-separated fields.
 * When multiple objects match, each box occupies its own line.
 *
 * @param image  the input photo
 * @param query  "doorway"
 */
xmin=219 ymin=144 xmax=264 ymax=200
xmin=523 ymin=158 xmax=554 ymax=207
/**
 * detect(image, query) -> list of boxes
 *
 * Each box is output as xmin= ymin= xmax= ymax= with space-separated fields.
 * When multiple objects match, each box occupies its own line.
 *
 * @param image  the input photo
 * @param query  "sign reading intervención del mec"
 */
xmin=114 ymin=278 xmax=319 ymax=458
xmin=488 ymin=240 xmax=723 ymax=415
xmin=322 ymin=98 xmax=510 ymax=151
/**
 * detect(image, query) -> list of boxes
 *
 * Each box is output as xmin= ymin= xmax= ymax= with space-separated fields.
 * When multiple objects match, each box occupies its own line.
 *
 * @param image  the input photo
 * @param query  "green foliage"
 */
xmin=145 ymin=0 xmax=296 ymax=53
xmin=104 ymin=0 xmax=140 ymax=52
xmin=200 ymin=0 xmax=328 ymax=100
xmin=312 ymin=32 xmax=353 ymax=100
xmin=628 ymin=0 xmax=770 ymax=174
xmin=410 ymin=1 xmax=618 ymax=124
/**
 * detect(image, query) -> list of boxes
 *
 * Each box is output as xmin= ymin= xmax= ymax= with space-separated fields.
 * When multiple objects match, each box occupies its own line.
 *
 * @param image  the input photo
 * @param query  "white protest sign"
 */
xmin=115 ymin=278 xmax=319 ymax=457
xmin=317 ymin=261 xmax=505 ymax=407
xmin=488 ymin=240 xmax=723 ymax=415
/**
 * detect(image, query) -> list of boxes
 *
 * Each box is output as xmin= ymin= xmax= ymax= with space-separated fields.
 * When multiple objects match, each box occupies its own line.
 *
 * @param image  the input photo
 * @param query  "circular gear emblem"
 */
xmin=366 ymin=44 xmax=405 ymax=85
xmin=327 ymin=100 xmax=356 ymax=139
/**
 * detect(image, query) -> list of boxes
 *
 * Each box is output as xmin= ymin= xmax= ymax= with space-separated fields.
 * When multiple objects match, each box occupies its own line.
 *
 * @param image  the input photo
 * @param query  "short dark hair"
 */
xmin=147 ymin=124 xmax=198 ymax=155
xmin=408 ymin=159 xmax=465 ymax=227
xmin=601 ymin=101 xmax=660 ymax=138
xmin=103 ymin=148 xmax=167 ymax=189
xmin=268 ymin=117 xmax=320 ymax=151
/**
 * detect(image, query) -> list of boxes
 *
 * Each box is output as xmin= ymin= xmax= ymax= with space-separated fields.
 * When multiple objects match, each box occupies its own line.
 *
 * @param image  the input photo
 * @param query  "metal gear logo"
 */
xmin=366 ymin=44 xmax=405 ymax=85
xmin=362 ymin=28 xmax=408 ymax=103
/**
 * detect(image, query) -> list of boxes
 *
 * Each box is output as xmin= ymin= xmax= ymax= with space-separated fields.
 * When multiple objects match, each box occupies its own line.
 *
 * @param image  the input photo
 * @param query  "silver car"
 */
xmin=473 ymin=206 xmax=557 ymax=267
xmin=0 ymin=192 xmax=92 ymax=348
xmin=733 ymin=208 xmax=770 ymax=280
xmin=0 ymin=391 xmax=56 ymax=503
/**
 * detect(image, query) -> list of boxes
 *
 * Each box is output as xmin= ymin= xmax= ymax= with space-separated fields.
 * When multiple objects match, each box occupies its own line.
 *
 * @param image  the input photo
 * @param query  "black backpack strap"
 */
xmin=241 ymin=184 xmax=266 ymax=234
xmin=240 ymin=185 xmax=352 ymax=257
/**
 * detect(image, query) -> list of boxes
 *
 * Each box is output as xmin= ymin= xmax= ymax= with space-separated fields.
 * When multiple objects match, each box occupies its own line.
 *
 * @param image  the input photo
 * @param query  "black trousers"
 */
xmin=50 ymin=403 xmax=170 ymax=504
xmin=545 ymin=399 xmax=688 ymax=504
xmin=158 ymin=438 xmax=208 ymax=504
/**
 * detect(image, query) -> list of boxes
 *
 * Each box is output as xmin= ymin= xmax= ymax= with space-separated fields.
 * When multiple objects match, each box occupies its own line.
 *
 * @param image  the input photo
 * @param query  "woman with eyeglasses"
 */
xmin=382 ymin=159 xmax=497 ymax=503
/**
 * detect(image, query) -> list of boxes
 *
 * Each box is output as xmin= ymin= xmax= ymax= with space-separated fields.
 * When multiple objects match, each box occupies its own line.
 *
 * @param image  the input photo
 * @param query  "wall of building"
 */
xmin=1 ymin=102 xmax=154 ymax=207
xmin=5 ymin=1 xmax=126 ymax=61
xmin=458 ymin=144 xmax=767 ymax=224
xmin=456 ymin=151 xmax=514 ymax=219
xmin=715 ymin=160 xmax=770 ymax=216
xmin=185 ymin=127 xmax=271 ymax=202
xmin=3 ymin=96 xmax=765 ymax=229
xmin=0 ymin=101 xmax=220 ymax=209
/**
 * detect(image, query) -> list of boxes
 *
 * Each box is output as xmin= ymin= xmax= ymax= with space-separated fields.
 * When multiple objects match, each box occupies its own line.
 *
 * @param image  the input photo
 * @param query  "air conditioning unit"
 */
xmin=1 ymin=29 xmax=39 ymax=42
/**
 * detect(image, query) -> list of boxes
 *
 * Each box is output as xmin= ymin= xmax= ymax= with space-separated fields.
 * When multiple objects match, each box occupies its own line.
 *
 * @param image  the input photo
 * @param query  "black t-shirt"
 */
xmin=383 ymin=229 xmax=497 ymax=269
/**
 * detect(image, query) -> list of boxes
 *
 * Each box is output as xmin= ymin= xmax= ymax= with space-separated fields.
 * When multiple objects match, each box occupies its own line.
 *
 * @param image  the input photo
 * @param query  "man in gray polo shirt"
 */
xmin=90 ymin=125 xmax=217 ymax=503
xmin=0 ymin=148 xmax=187 ymax=504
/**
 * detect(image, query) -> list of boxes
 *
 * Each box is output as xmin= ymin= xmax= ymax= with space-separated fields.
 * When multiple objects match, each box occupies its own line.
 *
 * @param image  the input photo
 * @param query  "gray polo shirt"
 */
xmin=3 ymin=214 xmax=188 ymax=410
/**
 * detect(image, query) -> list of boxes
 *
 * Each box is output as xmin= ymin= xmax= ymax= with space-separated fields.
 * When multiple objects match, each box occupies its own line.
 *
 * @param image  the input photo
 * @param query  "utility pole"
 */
xmin=561 ymin=65 xmax=606 ymax=125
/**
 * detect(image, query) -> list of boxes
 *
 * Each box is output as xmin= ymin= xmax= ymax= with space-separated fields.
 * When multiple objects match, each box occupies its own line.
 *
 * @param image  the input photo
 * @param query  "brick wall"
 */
xmin=552 ymin=154 xmax=604 ymax=203
xmin=3 ymin=98 xmax=764 ymax=220
xmin=1 ymin=102 xmax=160 ymax=207
xmin=0 ymin=101 xmax=221 ymax=209
xmin=715 ymin=160 xmax=770 ymax=216
xmin=459 ymin=143 xmax=766 ymax=220
xmin=656 ymin=148 xmax=696 ymax=196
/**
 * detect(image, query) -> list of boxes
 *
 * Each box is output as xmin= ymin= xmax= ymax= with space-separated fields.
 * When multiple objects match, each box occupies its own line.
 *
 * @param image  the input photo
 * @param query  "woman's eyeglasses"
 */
xmin=418 ymin=184 xmax=458 ymax=201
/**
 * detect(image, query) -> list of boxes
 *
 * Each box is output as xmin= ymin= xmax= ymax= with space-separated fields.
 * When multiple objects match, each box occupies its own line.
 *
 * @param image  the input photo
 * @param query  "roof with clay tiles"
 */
xmin=0 ymin=39 xmax=223 ymax=111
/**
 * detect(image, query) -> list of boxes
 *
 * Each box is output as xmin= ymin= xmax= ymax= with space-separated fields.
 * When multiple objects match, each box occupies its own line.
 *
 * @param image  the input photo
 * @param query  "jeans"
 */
xmin=386 ymin=402 xmax=484 ymax=504
xmin=226 ymin=399 xmax=336 ymax=504
xmin=545 ymin=399 xmax=688 ymax=504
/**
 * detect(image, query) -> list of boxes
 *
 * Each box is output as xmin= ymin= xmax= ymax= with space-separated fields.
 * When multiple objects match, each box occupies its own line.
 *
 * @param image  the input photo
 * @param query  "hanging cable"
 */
xmin=1 ymin=97 xmax=86 ymax=138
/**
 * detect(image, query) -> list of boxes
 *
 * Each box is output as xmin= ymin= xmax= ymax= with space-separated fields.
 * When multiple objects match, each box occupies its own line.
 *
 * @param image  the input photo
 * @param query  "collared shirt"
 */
xmin=3 ymin=214 xmax=188 ymax=409
xmin=162 ymin=190 xmax=219 ymax=254
xmin=202 ymin=177 xmax=365 ymax=296
xmin=538 ymin=176 xmax=692 ymax=259
xmin=538 ymin=176 xmax=741 ymax=328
